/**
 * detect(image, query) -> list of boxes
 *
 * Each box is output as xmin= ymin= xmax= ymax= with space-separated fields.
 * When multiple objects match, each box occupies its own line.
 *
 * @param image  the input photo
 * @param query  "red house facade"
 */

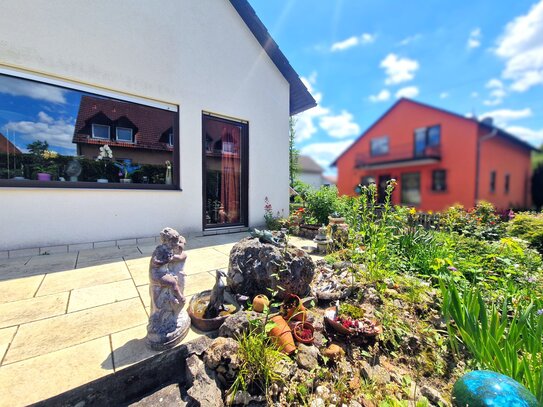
xmin=333 ymin=99 xmax=536 ymax=211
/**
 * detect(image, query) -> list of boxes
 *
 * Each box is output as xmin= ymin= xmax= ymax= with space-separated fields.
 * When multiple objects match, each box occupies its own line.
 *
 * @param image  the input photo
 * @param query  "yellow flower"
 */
xmin=428 ymin=210 xmax=433 ymax=215
xmin=42 ymin=150 xmax=58 ymax=159
xmin=409 ymin=208 xmax=416 ymax=215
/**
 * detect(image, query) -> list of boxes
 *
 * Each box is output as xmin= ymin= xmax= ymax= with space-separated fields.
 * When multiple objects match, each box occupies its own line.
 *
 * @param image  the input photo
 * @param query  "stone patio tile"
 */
xmin=0 ymin=292 xmax=68 ymax=329
xmin=137 ymin=244 xmax=156 ymax=256
xmin=0 ymin=326 xmax=17 ymax=364
xmin=37 ymin=260 xmax=131 ymax=296
xmin=76 ymin=246 xmax=123 ymax=263
xmin=68 ymin=242 xmax=93 ymax=252
xmin=26 ymin=252 xmax=77 ymax=267
xmin=137 ymin=284 xmax=150 ymax=309
xmin=93 ymin=240 xmax=117 ymax=248
xmin=0 ymin=274 xmax=44 ymax=304
xmin=117 ymin=238 xmax=138 ymax=247
xmin=68 ymin=279 xmax=139 ymax=313
xmin=212 ymin=242 xmax=236 ymax=256
xmin=185 ymin=248 xmax=229 ymax=275
xmin=0 ymin=336 xmax=113 ymax=407
xmin=39 ymin=245 xmax=69 ymax=255
xmin=4 ymin=297 xmax=146 ymax=364
xmin=111 ymin=324 xmax=159 ymax=371
xmin=0 ymin=257 xmax=31 ymax=280
xmin=125 ymin=258 xmax=150 ymax=286
xmin=184 ymin=271 xmax=215 ymax=296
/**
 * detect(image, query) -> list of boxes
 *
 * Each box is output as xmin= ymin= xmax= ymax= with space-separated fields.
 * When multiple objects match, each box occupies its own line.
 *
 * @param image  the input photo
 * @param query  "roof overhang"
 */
xmin=357 ymin=157 xmax=440 ymax=171
xmin=229 ymin=0 xmax=317 ymax=116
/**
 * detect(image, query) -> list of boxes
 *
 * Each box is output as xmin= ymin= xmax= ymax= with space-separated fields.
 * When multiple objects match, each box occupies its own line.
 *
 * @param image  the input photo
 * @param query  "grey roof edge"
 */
xmin=229 ymin=0 xmax=317 ymax=116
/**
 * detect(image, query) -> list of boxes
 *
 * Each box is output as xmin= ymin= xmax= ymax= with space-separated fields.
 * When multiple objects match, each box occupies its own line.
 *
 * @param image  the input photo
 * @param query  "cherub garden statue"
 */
xmin=146 ymin=227 xmax=191 ymax=350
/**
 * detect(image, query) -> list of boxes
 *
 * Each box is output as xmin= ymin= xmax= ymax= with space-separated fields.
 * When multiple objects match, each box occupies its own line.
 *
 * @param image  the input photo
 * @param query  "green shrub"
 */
xmin=441 ymin=201 xmax=506 ymax=241
xmin=507 ymin=212 xmax=543 ymax=255
xmin=304 ymin=185 xmax=342 ymax=225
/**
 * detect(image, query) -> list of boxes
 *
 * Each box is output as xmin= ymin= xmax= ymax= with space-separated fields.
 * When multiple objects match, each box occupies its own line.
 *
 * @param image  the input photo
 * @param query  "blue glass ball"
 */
xmin=452 ymin=370 xmax=538 ymax=407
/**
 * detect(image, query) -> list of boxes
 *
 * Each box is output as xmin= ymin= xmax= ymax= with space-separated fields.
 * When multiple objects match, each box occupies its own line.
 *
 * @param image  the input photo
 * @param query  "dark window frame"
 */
xmin=401 ymin=172 xmax=421 ymax=205
xmin=0 ymin=72 xmax=180 ymax=191
xmin=201 ymin=113 xmax=249 ymax=230
xmin=370 ymin=136 xmax=389 ymax=157
xmin=504 ymin=173 xmax=510 ymax=195
xmin=414 ymin=124 xmax=441 ymax=157
xmin=490 ymin=170 xmax=497 ymax=193
xmin=432 ymin=169 xmax=447 ymax=192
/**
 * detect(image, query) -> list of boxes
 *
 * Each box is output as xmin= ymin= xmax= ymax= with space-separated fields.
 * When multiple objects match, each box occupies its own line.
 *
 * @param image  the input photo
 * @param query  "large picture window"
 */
xmin=0 ymin=72 xmax=178 ymax=189
xmin=370 ymin=136 xmax=389 ymax=156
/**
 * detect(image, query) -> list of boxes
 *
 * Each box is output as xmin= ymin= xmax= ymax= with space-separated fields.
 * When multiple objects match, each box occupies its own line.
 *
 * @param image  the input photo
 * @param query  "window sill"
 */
xmin=0 ymin=180 xmax=181 ymax=191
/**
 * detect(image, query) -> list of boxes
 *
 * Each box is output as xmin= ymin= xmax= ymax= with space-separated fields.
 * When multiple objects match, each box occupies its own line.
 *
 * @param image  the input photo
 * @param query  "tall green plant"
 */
xmin=440 ymin=282 xmax=543 ymax=403
xmin=289 ymin=117 xmax=300 ymax=188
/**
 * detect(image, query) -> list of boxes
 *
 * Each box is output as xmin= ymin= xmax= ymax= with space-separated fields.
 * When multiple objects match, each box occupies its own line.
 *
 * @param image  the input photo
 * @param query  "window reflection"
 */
xmin=0 ymin=74 xmax=176 ymax=186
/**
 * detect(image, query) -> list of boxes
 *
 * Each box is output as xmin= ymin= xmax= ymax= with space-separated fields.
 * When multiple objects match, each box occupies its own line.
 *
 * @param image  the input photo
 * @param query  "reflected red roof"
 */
xmin=73 ymin=96 xmax=175 ymax=151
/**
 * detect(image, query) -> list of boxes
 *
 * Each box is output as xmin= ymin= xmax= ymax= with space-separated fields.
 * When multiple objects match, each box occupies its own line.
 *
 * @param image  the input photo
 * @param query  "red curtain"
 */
xmin=220 ymin=126 xmax=241 ymax=223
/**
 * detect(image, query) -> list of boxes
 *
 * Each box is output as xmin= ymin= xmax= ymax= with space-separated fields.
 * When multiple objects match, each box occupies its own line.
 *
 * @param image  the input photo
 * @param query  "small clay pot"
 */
xmin=280 ymin=294 xmax=307 ymax=322
xmin=252 ymin=294 xmax=269 ymax=313
xmin=268 ymin=315 xmax=296 ymax=354
xmin=292 ymin=321 xmax=314 ymax=344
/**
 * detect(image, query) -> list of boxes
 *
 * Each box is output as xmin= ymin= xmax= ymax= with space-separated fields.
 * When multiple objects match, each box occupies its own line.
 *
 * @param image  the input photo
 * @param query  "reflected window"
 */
xmin=116 ymin=127 xmax=133 ymax=142
xmin=92 ymin=124 xmax=110 ymax=140
xmin=0 ymin=73 xmax=177 ymax=188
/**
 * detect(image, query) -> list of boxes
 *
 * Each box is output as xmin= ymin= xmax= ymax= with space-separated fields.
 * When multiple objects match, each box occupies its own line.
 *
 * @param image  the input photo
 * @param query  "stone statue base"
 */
xmin=146 ymin=309 xmax=191 ymax=351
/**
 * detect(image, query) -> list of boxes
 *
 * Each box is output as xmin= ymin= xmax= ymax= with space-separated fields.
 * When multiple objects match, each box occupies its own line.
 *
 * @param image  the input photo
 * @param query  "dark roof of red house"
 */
xmin=330 ymin=98 xmax=538 ymax=167
xmin=73 ymin=96 xmax=174 ymax=152
xmin=229 ymin=0 xmax=316 ymax=115
xmin=0 ymin=132 xmax=22 ymax=155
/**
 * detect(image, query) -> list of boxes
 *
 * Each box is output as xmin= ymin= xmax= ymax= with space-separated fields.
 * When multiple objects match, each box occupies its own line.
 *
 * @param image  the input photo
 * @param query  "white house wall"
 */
xmin=0 ymin=0 xmax=290 ymax=250
xmin=299 ymin=173 xmax=325 ymax=189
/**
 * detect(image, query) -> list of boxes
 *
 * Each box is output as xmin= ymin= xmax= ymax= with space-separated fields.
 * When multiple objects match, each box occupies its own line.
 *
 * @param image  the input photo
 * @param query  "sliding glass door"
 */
xmin=202 ymin=114 xmax=248 ymax=228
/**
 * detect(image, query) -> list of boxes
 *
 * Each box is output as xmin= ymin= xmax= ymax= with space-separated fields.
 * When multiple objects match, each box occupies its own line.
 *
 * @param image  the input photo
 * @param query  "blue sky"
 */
xmin=250 ymin=0 xmax=543 ymax=174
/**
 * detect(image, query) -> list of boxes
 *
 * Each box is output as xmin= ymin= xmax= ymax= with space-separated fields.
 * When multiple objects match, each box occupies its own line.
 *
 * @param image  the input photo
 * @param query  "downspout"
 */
xmin=474 ymin=128 xmax=498 ymax=206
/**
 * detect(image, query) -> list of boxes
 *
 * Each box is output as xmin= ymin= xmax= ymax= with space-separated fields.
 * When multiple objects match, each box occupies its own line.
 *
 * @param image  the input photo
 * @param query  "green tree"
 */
xmin=289 ymin=117 xmax=299 ymax=188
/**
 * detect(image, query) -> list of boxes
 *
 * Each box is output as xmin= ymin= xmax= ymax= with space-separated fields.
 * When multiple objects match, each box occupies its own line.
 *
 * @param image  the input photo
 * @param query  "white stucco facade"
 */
xmin=298 ymin=173 xmax=325 ymax=189
xmin=0 ymin=0 xmax=291 ymax=250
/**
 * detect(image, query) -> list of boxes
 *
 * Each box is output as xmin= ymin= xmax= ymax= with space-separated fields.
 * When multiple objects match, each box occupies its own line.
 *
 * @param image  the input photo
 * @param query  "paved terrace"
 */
xmin=0 ymin=232 xmax=315 ymax=406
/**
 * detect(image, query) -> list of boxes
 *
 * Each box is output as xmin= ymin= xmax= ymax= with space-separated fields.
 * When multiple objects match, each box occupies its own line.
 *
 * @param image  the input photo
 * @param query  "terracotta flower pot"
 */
xmin=292 ymin=321 xmax=314 ymax=344
xmin=280 ymin=294 xmax=307 ymax=322
xmin=252 ymin=294 xmax=269 ymax=313
xmin=268 ymin=315 xmax=296 ymax=354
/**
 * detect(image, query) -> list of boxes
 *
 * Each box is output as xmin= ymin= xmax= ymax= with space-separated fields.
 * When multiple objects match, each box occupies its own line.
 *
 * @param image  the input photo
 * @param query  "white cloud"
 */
xmin=480 ymin=107 xmax=533 ymax=127
xmin=0 ymin=76 xmax=67 ymax=103
xmin=483 ymin=78 xmax=506 ymax=106
xmin=505 ymin=125 xmax=543 ymax=145
xmin=395 ymin=86 xmax=419 ymax=99
xmin=295 ymin=74 xmax=330 ymax=142
xmin=397 ymin=34 xmax=421 ymax=46
xmin=319 ymin=111 xmax=360 ymax=138
xmin=368 ymin=89 xmax=391 ymax=102
xmin=495 ymin=1 xmax=543 ymax=91
xmin=4 ymin=112 xmax=75 ymax=153
xmin=467 ymin=28 xmax=482 ymax=49
xmin=471 ymin=92 xmax=479 ymax=98
xmin=440 ymin=92 xmax=449 ymax=99
xmin=295 ymin=74 xmax=359 ymax=141
xmin=331 ymin=33 xmax=375 ymax=52
xmin=380 ymin=53 xmax=419 ymax=85
xmin=301 ymin=139 xmax=355 ymax=169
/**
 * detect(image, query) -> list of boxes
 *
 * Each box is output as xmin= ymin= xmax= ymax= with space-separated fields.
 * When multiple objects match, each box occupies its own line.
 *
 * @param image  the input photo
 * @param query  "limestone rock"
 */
xmin=185 ymin=336 xmax=214 ymax=357
xmin=322 ymin=344 xmax=345 ymax=360
xmin=296 ymin=343 xmax=320 ymax=371
xmin=185 ymin=354 xmax=223 ymax=407
xmin=227 ymin=237 xmax=314 ymax=300
xmin=360 ymin=361 xmax=391 ymax=385
xmin=420 ymin=385 xmax=448 ymax=406
xmin=311 ymin=263 xmax=354 ymax=301
xmin=204 ymin=337 xmax=240 ymax=381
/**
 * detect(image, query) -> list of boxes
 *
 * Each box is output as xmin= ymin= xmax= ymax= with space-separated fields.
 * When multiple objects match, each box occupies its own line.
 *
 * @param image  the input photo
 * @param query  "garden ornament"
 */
xmin=250 ymin=228 xmax=281 ymax=246
xmin=146 ymin=227 xmax=191 ymax=350
xmin=203 ymin=269 xmax=228 ymax=319
xmin=114 ymin=158 xmax=140 ymax=179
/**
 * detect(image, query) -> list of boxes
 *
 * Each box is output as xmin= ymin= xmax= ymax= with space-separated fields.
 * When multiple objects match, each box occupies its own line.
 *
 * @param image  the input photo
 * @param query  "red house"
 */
xmin=332 ymin=99 xmax=536 ymax=211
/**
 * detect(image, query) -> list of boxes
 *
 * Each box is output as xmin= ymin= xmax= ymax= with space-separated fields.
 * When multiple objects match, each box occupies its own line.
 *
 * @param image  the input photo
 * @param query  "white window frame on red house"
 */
xmin=115 ymin=127 xmax=133 ymax=143
xmin=92 ymin=124 xmax=111 ymax=140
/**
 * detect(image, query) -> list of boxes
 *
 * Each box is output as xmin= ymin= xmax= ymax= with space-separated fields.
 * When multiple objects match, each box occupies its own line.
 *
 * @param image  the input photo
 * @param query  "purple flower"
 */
xmin=526 ymin=276 xmax=537 ymax=284
xmin=508 ymin=209 xmax=515 ymax=219
xmin=537 ymin=309 xmax=543 ymax=316
xmin=447 ymin=266 xmax=457 ymax=272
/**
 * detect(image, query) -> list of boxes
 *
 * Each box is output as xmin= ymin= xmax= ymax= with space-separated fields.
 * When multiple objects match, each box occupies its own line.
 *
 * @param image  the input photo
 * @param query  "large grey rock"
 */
xmin=227 ymin=237 xmax=315 ymax=300
xmin=204 ymin=337 xmax=240 ymax=381
xmin=218 ymin=311 xmax=263 ymax=339
xmin=185 ymin=355 xmax=223 ymax=407
xmin=185 ymin=336 xmax=214 ymax=357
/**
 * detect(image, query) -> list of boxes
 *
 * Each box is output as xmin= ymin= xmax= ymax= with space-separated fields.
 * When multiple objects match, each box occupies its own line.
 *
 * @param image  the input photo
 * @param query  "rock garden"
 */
xmin=147 ymin=181 xmax=543 ymax=406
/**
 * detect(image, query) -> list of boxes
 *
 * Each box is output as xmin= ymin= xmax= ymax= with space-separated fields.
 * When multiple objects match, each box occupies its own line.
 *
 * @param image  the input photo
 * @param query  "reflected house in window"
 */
xmin=72 ymin=96 xmax=175 ymax=165
xmin=0 ymin=132 xmax=22 ymax=155
xmin=332 ymin=98 xmax=537 ymax=211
